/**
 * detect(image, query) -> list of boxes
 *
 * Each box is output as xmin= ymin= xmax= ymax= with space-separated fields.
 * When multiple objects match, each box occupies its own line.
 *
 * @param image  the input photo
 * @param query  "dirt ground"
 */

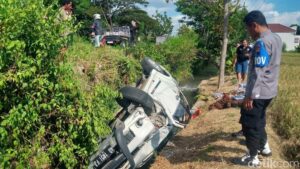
xmin=149 ymin=76 xmax=292 ymax=169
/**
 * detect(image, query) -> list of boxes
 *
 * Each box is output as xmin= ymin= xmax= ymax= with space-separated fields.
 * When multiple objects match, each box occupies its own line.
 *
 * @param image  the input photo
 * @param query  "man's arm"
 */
xmin=233 ymin=55 xmax=237 ymax=66
xmin=244 ymin=55 xmax=256 ymax=110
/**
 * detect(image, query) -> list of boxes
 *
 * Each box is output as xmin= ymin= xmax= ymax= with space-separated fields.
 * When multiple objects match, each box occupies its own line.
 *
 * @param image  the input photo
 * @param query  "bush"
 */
xmin=295 ymin=45 xmax=300 ymax=53
xmin=128 ymin=30 xmax=198 ymax=81
xmin=65 ymin=36 xmax=141 ymax=89
xmin=0 ymin=1 xmax=132 ymax=168
xmin=282 ymin=42 xmax=287 ymax=52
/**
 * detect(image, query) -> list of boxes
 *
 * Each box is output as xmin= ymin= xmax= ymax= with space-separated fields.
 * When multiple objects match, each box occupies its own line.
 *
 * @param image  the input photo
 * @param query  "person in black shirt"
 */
xmin=234 ymin=39 xmax=252 ymax=85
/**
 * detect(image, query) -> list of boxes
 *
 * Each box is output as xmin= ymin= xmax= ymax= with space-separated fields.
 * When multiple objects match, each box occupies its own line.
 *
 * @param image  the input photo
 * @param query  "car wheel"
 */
xmin=117 ymin=86 xmax=154 ymax=114
xmin=141 ymin=57 xmax=170 ymax=77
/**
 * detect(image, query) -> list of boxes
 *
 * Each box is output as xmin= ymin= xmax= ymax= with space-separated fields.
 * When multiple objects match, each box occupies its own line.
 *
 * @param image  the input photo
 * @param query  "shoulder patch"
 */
xmin=255 ymin=43 xmax=260 ymax=52
xmin=254 ymin=40 xmax=270 ymax=67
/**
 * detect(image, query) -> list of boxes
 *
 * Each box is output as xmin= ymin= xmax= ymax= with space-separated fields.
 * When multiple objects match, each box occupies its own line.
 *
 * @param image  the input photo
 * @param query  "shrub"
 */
xmin=128 ymin=30 xmax=198 ymax=81
xmin=282 ymin=42 xmax=287 ymax=52
xmin=65 ymin=36 xmax=141 ymax=89
xmin=295 ymin=45 xmax=300 ymax=53
xmin=0 ymin=1 xmax=125 ymax=168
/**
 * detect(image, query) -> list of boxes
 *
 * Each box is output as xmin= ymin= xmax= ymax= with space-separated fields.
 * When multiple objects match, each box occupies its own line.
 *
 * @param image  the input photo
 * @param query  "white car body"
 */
xmin=89 ymin=58 xmax=191 ymax=169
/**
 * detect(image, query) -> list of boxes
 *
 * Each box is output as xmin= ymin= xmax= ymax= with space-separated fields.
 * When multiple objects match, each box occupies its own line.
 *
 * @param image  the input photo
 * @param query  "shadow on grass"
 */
xmin=157 ymin=131 xmax=246 ymax=165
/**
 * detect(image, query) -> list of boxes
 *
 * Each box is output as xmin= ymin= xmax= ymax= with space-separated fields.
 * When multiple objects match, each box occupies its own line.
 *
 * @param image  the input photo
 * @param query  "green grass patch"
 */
xmin=65 ymin=36 xmax=141 ymax=92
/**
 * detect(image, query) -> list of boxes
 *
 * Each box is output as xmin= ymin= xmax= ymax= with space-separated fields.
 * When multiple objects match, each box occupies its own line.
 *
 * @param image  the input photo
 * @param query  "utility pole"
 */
xmin=218 ymin=0 xmax=230 ymax=89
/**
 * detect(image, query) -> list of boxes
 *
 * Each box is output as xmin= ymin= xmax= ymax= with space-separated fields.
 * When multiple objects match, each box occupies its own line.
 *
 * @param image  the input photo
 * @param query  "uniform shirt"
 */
xmin=245 ymin=29 xmax=282 ymax=99
xmin=236 ymin=45 xmax=252 ymax=62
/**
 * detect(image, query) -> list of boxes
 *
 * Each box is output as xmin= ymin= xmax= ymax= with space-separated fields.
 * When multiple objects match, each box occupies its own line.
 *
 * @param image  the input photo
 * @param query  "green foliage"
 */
xmin=71 ymin=0 xmax=172 ymax=41
xmin=296 ymin=45 xmax=300 ymax=53
xmin=74 ymin=0 xmax=148 ymax=30
xmin=152 ymin=11 xmax=174 ymax=36
xmin=226 ymin=7 xmax=248 ymax=72
xmin=113 ymin=8 xmax=161 ymax=41
xmin=0 ymin=1 xmax=129 ymax=168
xmin=290 ymin=24 xmax=300 ymax=35
xmin=128 ymin=30 xmax=198 ymax=80
xmin=282 ymin=42 xmax=287 ymax=52
xmin=175 ymin=0 xmax=248 ymax=71
xmin=176 ymin=0 xmax=223 ymax=63
xmin=65 ymin=36 xmax=141 ymax=89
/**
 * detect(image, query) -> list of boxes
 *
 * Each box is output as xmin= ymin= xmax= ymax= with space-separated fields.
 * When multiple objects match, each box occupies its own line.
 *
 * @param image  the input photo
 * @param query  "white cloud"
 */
xmin=142 ymin=6 xmax=170 ymax=17
xmin=171 ymin=15 xmax=184 ymax=35
xmin=241 ymin=0 xmax=300 ymax=27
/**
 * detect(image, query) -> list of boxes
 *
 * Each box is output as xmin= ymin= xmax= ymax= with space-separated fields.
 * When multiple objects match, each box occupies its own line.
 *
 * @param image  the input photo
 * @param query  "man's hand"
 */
xmin=243 ymin=97 xmax=253 ymax=110
xmin=233 ymin=57 xmax=237 ymax=70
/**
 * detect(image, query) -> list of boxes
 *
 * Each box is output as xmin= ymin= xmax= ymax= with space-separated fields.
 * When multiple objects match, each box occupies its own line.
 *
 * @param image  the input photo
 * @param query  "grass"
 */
xmin=64 ymin=36 xmax=141 ymax=92
xmin=270 ymin=52 xmax=300 ymax=162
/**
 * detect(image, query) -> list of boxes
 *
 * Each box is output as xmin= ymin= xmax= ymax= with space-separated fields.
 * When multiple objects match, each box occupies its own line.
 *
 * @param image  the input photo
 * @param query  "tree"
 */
xmin=152 ymin=11 xmax=174 ymax=36
xmin=176 ymin=0 xmax=226 ymax=64
xmin=290 ymin=24 xmax=300 ymax=35
xmin=175 ymin=0 xmax=247 ymax=78
xmin=218 ymin=0 xmax=230 ymax=89
xmin=113 ymin=8 xmax=162 ymax=40
xmin=90 ymin=0 xmax=148 ymax=29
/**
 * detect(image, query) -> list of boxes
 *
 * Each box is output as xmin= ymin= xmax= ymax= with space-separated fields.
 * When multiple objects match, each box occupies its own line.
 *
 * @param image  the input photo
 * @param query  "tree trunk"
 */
xmin=218 ymin=0 xmax=229 ymax=89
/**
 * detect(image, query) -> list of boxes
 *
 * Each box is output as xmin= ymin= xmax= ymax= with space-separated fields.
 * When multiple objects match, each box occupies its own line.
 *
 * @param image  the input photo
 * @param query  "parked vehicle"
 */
xmin=89 ymin=57 xmax=192 ymax=169
xmin=102 ymin=26 xmax=130 ymax=47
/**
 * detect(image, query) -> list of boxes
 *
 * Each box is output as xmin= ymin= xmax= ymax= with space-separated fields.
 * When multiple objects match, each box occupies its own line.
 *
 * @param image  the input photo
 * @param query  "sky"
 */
xmin=141 ymin=0 xmax=300 ymax=35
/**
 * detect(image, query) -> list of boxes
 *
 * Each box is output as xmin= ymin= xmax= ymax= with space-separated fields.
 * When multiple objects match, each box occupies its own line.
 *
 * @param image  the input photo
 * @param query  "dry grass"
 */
xmin=150 ymin=74 xmax=293 ymax=169
xmin=270 ymin=52 xmax=300 ymax=163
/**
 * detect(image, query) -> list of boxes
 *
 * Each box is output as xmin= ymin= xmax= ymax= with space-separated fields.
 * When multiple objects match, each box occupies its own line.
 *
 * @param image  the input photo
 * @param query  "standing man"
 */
xmin=238 ymin=11 xmax=282 ymax=166
xmin=92 ymin=14 xmax=103 ymax=47
xmin=234 ymin=39 xmax=252 ymax=86
xmin=130 ymin=20 xmax=138 ymax=45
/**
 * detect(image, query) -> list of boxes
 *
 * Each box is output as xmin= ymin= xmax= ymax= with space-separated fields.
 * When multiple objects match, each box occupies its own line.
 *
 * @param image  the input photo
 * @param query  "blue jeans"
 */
xmin=235 ymin=60 xmax=249 ymax=74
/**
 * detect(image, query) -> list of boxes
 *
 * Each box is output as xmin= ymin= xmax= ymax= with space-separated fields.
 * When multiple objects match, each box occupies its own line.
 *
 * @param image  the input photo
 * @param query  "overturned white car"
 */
xmin=89 ymin=57 xmax=192 ymax=169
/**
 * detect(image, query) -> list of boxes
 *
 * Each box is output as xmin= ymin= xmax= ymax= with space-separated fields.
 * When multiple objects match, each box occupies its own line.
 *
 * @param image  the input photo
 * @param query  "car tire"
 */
xmin=117 ymin=86 xmax=154 ymax=114
xmin=141 ymin=57 xmax=170 ymax=77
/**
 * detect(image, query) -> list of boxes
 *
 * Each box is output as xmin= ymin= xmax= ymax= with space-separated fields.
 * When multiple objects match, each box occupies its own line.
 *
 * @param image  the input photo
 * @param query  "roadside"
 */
xmin=150 ymin=75 xmax=292 ymax=169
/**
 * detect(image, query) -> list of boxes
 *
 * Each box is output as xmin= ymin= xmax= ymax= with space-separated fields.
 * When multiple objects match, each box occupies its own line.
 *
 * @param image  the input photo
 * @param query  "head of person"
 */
xmin=242 ymin=39 xmax=248 ymax=47
xmin=94 ymin=14 xmax=101 ymax=20
xmin=131 ymin=20 xmax=137 ymax=27
xmin=61 ymin=0 xmax=73 ymax=11
xmin=243 ymin=10 xmax=268 ymax=40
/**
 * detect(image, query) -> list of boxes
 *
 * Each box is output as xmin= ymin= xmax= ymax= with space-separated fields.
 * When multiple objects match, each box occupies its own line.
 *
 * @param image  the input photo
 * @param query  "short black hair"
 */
xmin=61 ymin=0 xmax=72 ymax=6
xmin=243 ymin=10 xmax=268 ymax=26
